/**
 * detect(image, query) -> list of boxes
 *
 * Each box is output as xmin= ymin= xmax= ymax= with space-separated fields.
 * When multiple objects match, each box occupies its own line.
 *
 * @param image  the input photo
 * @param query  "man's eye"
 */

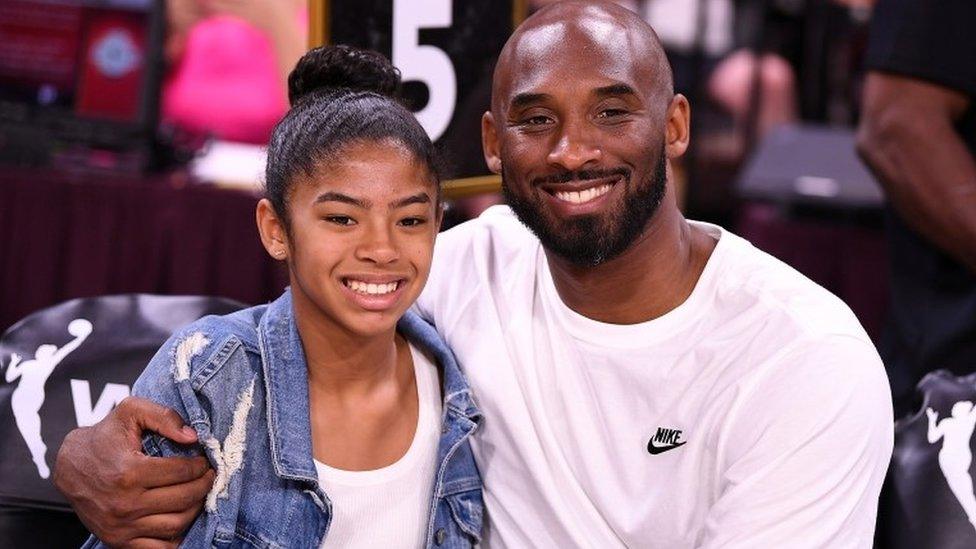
xmin=597 ymin=108 xmax=628 ymax=119
xmin=399 ymin=217 xmax=427 ymax=227
xmin=523 ymin=115 xmax=552 ymax=126
xmin=325 ymin=215 xmax=355 ymax=226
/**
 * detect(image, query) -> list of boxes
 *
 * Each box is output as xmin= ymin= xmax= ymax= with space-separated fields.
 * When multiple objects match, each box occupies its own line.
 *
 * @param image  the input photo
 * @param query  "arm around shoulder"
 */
xmin=53 ymin=329 xmax=219 ymax=547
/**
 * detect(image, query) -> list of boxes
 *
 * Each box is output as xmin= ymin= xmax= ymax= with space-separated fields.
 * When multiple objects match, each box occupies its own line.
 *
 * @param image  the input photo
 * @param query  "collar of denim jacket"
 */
xmin=258 ymin=289 xmax=319 ymax=483
xmin=397 ymin=311 xmax=482 ymax=422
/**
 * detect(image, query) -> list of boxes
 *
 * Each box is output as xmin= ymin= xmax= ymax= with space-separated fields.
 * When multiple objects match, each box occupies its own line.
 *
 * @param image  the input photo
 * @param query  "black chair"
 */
xmin=0 ymin=294 xmax=244 ymax=547
xmin=882 ymin=370 xmax=976 ymax=549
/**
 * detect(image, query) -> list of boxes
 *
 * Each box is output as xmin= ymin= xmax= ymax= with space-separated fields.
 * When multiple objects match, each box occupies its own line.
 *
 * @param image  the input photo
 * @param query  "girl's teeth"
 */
xmin=345 ymin=280 xmax=399 ymax=295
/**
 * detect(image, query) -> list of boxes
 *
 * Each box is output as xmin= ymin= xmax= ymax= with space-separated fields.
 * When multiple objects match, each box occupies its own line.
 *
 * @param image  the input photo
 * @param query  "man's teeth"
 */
xmin=345 ymin=280 xmax=399 ymax=295
xmin=554 ymin=184 xmax=613 ymax=204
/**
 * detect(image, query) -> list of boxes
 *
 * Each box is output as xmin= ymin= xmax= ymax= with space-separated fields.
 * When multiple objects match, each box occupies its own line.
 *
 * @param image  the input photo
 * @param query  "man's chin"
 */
xmin=531 ymin=218 xmax=623 ymax=266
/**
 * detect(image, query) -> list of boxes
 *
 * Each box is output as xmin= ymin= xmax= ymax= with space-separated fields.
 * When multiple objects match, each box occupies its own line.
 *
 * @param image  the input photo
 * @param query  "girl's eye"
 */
xmin=325 ymin=215 xmax=355 ymax=226
xmin=399 ymin=217 xmax=426 ymax=227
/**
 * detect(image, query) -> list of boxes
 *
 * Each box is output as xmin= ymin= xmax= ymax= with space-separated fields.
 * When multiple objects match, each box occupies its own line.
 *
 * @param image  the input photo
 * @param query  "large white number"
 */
xmin=392 ymin=0 xmax=456 ymax=141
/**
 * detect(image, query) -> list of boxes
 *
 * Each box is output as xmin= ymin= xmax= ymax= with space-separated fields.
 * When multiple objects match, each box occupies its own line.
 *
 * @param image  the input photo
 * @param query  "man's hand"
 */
xmin=53 ymin=397 xmax=215 ymax=548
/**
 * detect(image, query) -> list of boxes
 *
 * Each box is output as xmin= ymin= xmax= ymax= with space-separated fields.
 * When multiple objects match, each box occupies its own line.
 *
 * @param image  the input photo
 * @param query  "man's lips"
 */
xmin=539 ymin=175 xmax=622 ymax=207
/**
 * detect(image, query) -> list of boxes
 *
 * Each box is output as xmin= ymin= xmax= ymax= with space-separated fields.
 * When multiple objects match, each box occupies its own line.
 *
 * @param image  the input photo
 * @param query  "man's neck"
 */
xmin=545 ymin=202 xmax=716 ymax=325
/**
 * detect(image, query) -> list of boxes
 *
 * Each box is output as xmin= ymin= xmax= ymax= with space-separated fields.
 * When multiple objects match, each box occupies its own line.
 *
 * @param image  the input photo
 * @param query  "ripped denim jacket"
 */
xmin=83 ymin=290 xmax=484 ymax=548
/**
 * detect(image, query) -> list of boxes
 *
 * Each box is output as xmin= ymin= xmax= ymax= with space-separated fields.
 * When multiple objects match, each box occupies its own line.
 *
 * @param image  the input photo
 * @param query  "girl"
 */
xmin=87 ymin=45 xmax=483 ymax=548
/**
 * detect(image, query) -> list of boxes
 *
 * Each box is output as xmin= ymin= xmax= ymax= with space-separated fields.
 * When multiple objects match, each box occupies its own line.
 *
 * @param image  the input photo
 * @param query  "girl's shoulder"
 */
xmin=134 ymin=303 xmax=272 ymax=398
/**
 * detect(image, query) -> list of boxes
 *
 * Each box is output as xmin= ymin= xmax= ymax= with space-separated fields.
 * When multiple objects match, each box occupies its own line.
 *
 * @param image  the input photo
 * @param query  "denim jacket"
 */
xmin=84 ymin=290 xmax=484 ymax=548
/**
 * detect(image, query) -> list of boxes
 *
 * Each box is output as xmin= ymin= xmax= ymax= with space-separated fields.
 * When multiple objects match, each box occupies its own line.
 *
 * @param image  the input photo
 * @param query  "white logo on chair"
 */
xmin=4 ymin=319 xmax=92 ymax=479
xmin=927 ymin=401 xmax=976 ymax=532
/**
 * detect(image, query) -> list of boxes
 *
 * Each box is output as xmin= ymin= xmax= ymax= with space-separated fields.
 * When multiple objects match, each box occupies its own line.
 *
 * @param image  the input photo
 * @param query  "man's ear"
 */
xmin=665 ymin=94 xmax=691 ymax=159
xmin=255 ymin=199 xmax=289 ymax=261
xmin=482 ymin=110 xmax=502 ymax=174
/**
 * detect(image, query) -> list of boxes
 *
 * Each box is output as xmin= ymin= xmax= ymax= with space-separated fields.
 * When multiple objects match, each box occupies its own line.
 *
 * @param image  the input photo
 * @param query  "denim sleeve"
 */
xmin=82 ymin=329 xmax=221 ymax=547
xmin=131 ymin=329 xmax=208 ymax=459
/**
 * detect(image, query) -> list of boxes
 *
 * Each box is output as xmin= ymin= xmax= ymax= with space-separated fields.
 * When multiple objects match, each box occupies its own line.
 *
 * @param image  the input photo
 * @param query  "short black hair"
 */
xmin=265 ymin=45 xmax=441 ymax=228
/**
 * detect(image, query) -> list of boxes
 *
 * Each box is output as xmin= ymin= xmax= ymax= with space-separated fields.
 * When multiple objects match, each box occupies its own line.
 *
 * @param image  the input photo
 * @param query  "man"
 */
xmin=857 ymin=0 xmax=976 ymax=417
xmin=55 ymin=2 xmax=892 ymax=547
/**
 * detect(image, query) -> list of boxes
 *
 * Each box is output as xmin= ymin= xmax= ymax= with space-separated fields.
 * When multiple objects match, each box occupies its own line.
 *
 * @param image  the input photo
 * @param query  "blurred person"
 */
xmin=654 ymin=0 xmax=874 ymax=143
xmin=645 ymin=0 xmax=797 ymax=142
xmin=162 ymin=0 xmax=307 ymax=144
xmin=84 ymin=44 xmax=483 ymax=548
xmin=857 ymin=0 xmax=976 ymax=417
xmin=57 ymin=3 xmax=892 ymax=547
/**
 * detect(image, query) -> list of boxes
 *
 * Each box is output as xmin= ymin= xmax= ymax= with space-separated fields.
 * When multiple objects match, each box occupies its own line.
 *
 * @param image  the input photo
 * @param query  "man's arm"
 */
xmin=54 ymin=399 xmax=213 ymax=547
xmin=698 ymin=336 xmax=893 ymax=548
xmin=857 ymin=72 xmax=976 ymax=273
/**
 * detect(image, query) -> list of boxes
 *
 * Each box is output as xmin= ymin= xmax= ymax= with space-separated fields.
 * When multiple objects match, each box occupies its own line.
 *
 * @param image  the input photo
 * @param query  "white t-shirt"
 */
xmin=415 ymin=206 xmax=893 ymax=549
xmin=315 ymin=344 xmax=441 ymax=549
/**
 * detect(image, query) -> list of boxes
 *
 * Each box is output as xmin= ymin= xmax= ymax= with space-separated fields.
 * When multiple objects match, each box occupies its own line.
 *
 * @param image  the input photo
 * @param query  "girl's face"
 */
xmin=258 ymin=140 xmax=441 ymax=338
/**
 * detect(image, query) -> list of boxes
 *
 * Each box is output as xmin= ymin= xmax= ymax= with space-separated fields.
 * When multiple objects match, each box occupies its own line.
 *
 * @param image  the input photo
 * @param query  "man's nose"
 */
xmin=547 ymin=120 xmax=602 ymax=171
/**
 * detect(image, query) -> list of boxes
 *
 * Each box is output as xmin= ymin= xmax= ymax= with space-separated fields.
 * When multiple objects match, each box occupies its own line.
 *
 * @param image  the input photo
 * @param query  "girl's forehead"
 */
xmin=295 ymin=144 xmax=435 ymax=202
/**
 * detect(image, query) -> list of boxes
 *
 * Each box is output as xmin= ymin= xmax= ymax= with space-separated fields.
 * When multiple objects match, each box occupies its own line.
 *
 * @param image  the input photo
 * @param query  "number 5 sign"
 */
xmin=310 ymin=0 xmax=526 ymax=184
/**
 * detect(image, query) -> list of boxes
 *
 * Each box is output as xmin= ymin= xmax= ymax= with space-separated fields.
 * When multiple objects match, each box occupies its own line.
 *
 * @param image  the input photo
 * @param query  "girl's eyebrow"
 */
xmin=390 ymin=192 xmax=431 ymax=209
xmin=314 ymin=191 xmax=370 ymax=208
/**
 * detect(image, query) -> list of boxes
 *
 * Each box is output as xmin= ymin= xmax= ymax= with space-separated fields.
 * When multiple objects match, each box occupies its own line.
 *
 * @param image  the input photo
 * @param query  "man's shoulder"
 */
xmin=435 ymin=205 xmax=538 ymax=259
xmin=700 ymin=226 xmax=886 ymax=409
xmin=705 ymin=223 xmax=870 ymax=345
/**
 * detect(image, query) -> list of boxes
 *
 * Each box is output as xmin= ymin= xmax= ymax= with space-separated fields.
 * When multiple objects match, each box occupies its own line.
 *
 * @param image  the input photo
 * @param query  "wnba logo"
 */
xmin=2 ymin=319 xmax=130 ymax=479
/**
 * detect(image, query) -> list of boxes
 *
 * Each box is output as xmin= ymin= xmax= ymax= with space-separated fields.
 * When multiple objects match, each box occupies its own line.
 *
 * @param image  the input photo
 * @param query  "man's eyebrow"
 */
xmin=390 ymin=192 xmax=431 ymax=209
xmin=314 ymin=192 xmax=370 ymax=208
xmin=594 ymin=83 xmax=639 ymax=98
xmin=510 ymin=92 xmax=550 ymax=110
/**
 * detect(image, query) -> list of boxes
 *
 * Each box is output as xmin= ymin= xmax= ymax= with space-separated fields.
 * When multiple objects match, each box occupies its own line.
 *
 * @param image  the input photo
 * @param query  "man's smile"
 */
xmin=539 ymin=175 xmax=624 ymax=215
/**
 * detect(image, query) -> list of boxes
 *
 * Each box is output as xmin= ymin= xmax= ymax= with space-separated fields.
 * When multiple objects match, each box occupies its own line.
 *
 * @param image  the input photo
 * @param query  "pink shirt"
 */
xmin=162 ymin=15 xmax=290 ymax=145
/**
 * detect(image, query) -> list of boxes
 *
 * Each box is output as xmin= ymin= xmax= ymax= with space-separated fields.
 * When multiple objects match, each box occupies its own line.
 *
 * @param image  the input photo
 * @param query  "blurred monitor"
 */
xmin=0 ymin=0 xmax=164 ymax=164
xmin=737 ymin=124 xmax=885 ymax=210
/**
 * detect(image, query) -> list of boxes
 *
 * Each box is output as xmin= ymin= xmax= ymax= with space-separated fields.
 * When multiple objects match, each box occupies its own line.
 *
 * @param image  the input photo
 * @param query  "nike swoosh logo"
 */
xmin=647 ymin=440 xmax=687 ymax=455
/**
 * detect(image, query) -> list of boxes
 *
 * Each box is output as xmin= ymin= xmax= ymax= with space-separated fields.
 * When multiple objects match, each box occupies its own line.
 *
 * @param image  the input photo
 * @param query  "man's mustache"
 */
xmin=532 ymin=167 xmax=631 ymax=187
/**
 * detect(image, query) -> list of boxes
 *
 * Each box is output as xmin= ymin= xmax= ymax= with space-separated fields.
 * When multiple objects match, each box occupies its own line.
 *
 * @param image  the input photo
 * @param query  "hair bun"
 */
xmin=288 ymin=45 xmax=401 ymax=106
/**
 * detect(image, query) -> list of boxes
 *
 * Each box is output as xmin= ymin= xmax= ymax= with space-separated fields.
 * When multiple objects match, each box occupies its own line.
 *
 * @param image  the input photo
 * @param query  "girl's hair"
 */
xmin=265 ymin=45 xmax=440 ymax=226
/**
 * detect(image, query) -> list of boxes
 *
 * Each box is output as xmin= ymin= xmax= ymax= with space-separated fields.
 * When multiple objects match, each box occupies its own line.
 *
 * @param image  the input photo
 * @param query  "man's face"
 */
xmin=487 ymin=16 xmax=671 ymax=266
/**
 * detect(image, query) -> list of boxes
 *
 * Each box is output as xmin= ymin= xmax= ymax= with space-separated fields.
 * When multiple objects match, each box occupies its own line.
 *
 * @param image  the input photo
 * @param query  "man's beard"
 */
xmin=501 ymin=149 xmax=668 ymax=267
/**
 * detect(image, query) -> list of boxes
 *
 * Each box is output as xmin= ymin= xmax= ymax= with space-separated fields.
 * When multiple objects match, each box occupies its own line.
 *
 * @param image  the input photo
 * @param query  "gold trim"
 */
xmin=512 ymin=0 xmax=529 ymax=28
xmin=443 ymin=175 xmax=502 ymax=199
xmin=310 ymin=0 xmax=524 ymax=50
xmin=309 ymin=0 xmax=328 ymax=47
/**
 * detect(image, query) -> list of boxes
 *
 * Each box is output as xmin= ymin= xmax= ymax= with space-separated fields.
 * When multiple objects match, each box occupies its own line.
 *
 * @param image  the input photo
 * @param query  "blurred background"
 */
xmin=0 ymin=0 xmax=889 ymax=339
xmin=2 ymin=0 xmax=974 ymax=547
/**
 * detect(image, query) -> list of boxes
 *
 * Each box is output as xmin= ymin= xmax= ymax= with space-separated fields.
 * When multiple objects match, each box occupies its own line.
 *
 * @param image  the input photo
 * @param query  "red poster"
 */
xmin=76 ymin=11 xmax=146 ymax=122
xmin=0 ymin=1 xmax=82 ymax=93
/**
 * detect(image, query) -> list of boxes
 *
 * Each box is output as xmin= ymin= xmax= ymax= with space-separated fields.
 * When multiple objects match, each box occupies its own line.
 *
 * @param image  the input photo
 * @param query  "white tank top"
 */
xmin=315 ymin=344 xmax=441 ymax=549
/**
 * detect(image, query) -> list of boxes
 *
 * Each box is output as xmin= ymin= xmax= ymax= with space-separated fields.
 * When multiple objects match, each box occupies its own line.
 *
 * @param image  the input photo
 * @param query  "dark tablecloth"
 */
xmin=0 ymin=168 xmax=288 ymax=332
